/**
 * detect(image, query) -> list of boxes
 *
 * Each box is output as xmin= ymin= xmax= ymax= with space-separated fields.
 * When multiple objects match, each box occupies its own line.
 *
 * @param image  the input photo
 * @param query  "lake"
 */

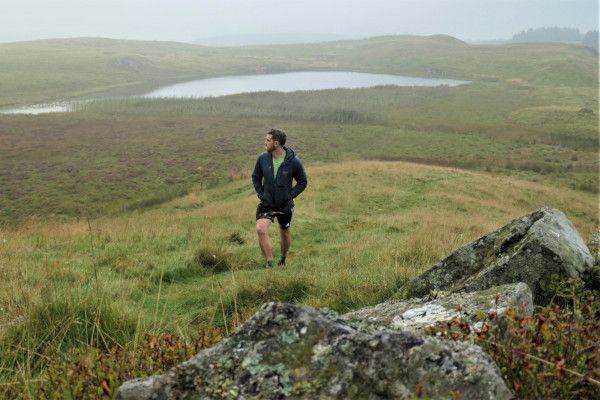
xmin=1 ymin=102 xmax=74 ymax=115
xmin=142 ymin=71 xmax=467 ymax=98
xmin=1 ymin=71 xmax=467 ymax=114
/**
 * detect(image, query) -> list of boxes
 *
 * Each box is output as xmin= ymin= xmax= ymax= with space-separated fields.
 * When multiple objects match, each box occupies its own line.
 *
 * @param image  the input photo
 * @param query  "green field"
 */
xmin=1 ymin=161 xmax=597 ymax=396
xmin=0 ymin=35 xmax=597 ymax=106
xmin=1 ymin=82 xmax=597 ymax=226
xmin=0 ymin=35 xmax=598 ymax=397
xmin=1 ymin=36 xmax=597 ymax=226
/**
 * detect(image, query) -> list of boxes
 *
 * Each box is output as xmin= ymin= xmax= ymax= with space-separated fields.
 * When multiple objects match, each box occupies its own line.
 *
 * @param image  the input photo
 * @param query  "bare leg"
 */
xmin=256 ymin=218 xmax=273 ymax=265
xmin=280 ymin=227 xmax=291 ymax=258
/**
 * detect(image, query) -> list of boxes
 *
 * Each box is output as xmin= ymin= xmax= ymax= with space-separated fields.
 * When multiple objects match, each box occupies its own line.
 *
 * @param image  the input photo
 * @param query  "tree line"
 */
xmin=512 ymin=27 xmax=598 ymax=51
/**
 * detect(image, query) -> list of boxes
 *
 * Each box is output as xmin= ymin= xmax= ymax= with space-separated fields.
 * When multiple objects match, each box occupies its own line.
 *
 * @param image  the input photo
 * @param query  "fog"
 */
xmin=0 ymin=0 xmax=597 ymax=44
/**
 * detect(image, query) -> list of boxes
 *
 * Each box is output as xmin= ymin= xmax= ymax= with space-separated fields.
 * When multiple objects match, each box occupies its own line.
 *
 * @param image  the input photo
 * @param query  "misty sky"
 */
xmin=0 ymin=0 xmax=597 ymax=44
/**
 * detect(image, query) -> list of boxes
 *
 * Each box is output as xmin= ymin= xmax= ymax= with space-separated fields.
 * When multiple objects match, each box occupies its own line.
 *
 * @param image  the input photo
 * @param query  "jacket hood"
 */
xmin=283 ymin=146 xmax=295 ymax=162
xmin=266 ymin=146 xmax=295 ymax=162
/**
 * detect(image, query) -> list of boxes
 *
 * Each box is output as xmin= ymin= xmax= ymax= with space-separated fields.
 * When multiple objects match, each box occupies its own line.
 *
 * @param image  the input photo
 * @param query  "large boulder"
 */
xmin=344 ymin=282 xmax=532 ymax=335
xmin=117 ymin=303 xmax=511 ymax=400
xmin=396 ymin=208 xmax=594 ymax=305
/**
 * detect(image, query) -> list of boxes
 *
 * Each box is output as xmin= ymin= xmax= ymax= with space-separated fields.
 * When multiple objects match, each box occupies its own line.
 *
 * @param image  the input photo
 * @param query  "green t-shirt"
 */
xmin=272 ymin=150 xmax=286 ymax=179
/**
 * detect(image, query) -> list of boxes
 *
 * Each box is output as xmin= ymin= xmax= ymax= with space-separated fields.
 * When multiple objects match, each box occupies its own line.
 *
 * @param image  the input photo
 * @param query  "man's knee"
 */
xmin=256 ymin=220 xmax=270 ymax=235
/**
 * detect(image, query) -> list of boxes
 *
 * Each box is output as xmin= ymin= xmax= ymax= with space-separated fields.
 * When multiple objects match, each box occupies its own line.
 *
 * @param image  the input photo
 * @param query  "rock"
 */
xmin=344 ymin=282 xmax=532 ymax=335
xmin=117 ymin=303 xmax=511 ymax=400
xmin=588 ymin=232 xmax=600 ymax=266
xmin=396 ymin=207 xmax=594 ymax=305
xmin=118 ymin=377 xmax=163 ymax=400
xmin=586 ymin=232 xmax=600 ymax=290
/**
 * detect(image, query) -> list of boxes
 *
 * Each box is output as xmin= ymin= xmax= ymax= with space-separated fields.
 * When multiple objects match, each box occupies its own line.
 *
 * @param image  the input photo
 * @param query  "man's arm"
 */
xmin=251 ymin=157 xmax=264 ymax=199
xmin=289 ymin=158 xmax=307 ymax=199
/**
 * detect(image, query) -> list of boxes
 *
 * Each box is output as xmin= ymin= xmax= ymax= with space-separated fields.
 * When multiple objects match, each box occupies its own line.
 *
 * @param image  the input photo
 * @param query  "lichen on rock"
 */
xmin=117 ymin=302 xmax=511 ymax=400
xmin=344 ymin=282 xmax=532 ymax=336
xmin=395 ymin=207 xmax=594 ymax=305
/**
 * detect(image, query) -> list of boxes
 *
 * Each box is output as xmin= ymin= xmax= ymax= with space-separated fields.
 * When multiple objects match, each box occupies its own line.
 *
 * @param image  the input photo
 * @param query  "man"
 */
xmin=252 ymin=128 xmax=307 ymax=268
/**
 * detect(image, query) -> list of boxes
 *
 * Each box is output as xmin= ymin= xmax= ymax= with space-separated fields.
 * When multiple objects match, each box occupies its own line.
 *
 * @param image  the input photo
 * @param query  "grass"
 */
xmin=0 ymin=35 xmax=597 ymax=106
xmin=0 ymin=34 xmax=598 ymax=397
xmin=0 ymin=160 xmax=597 ymax=397
xmin=1 ymin=82 xmax=597 ymax=226
xmin=0 ymin=36 xmax=597 ymax=226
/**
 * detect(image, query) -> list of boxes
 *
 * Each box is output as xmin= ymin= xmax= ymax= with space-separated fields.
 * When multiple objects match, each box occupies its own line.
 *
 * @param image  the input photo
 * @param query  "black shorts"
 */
xmin=256 ymin=203 xmax=294 ymax=230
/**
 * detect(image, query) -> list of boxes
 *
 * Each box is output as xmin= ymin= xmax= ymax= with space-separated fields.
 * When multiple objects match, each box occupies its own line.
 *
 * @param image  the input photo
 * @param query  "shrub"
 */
xmin=431 ymin=279 xmax=600 ymax=399
xmin=0 ymin=328 xmax=226 ymax=400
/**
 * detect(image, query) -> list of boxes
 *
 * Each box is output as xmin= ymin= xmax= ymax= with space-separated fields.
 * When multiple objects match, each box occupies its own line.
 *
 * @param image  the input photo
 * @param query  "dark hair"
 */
xmin=268 ymin=128 xmax=287 ymax=146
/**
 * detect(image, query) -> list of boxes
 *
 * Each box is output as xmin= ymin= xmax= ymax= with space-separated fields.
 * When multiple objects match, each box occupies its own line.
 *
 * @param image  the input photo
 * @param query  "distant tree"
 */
xmin=512 ymin=27 xmax=582 ymax=43
xmin=581 ymin=30 xmax=599 ymax=52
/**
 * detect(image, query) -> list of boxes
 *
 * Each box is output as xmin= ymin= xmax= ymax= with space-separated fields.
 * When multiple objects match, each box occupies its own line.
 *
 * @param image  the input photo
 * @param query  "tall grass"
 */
xmin=0 ymin=160 xmax=597 ymax=396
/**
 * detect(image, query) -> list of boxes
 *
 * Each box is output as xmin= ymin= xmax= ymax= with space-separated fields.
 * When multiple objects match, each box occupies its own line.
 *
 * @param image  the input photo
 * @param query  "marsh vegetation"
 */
xmin=0 ymin=35 xmax=597 ymax=397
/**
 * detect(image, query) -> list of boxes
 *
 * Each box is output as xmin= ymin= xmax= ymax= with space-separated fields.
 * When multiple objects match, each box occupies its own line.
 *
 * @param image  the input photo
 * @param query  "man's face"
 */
xmin=264 ymin=134 xmax=277 ymax=153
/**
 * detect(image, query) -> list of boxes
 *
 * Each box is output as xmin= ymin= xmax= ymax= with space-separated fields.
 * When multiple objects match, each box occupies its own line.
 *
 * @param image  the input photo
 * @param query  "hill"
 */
xmin=0 ymin=160 xmax=597 ymax=395
xmin=1 ymin=79 xmax=597 ymax=226
xmin=0 ymin=35 xmax=597 ymax=106
xmin=0 ymin=33 xmax=598 ymax=398
xmin=192 ymin=32 xmax=361 ymax=47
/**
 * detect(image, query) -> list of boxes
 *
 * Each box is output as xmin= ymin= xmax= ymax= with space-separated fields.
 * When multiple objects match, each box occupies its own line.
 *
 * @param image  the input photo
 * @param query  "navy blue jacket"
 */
xmin=252 ymin=147 xmax=307 ymax=211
